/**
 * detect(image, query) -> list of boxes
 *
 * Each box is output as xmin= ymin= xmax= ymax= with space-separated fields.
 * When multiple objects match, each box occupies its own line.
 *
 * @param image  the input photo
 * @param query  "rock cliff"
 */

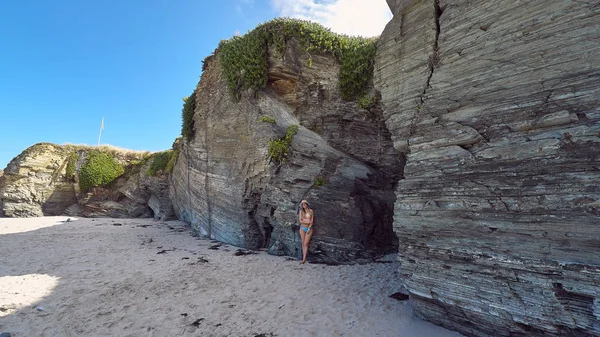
xmin=3 ymin=3 xmax=599 ymax=334
xmin=0 ymin=143 xmax=175 ymax=220
xmin=375 ymin=0 xmax=600 ymax=336
xmin=170 ymin=38 xmax=403 ymax=263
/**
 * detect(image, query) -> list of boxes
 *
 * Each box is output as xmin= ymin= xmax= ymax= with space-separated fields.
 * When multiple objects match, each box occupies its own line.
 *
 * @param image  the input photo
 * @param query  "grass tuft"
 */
xmin=259 ymin=115 xmax=276 ymax=124
xmin=268 ymin=124 xmax=298 ymax=164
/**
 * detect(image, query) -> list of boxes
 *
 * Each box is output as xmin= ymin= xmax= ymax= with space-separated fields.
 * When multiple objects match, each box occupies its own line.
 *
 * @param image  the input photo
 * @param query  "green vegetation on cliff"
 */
xmin=313 ymin=175 xmax=326 ymax=187
xmin=64 ymin=144 xmax=149 ymax=162
xmin=166 ymin=149 xmax=179 ymax=173
xmin=79 ymin=150 xmax=125 ymax=192
xmin=259 ymin=115 xmax=276 ymax=124
xmin=181 ymin=93 xmax=196 ymax=141
xmin=146 ymin=150 xmax=179 ymax=176
xmin=65 ymin=152 xmax=77 ymax=181
xmin=217 ymin=18 xmax=378 ymax=100
xmin=268 ymin=124 xmax=298 ymax=164
xmin=357 ymin=94 xmax=377 ymax=109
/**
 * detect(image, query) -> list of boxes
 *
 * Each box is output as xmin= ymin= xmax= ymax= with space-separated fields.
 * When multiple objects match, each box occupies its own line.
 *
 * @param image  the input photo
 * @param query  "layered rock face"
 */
xmin=376 ymin=0 xmax=600 ymax=336
xmin=171 ymin=42 xmax=403 ymax=263
xmin=0 ymin=143 xmax=77 ymax=217
xmin=0 ymin=143 xmax=174 ymax=220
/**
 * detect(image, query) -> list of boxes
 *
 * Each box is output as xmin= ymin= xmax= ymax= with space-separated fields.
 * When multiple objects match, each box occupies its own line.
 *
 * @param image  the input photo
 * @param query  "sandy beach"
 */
xmin=0 ymin=216 xmax=463 ymax=337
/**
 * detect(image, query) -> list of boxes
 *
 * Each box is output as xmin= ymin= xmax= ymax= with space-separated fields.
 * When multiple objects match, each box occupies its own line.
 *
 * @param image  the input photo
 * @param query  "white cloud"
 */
xmin=270 ymin=0 xmax=392 ymax=37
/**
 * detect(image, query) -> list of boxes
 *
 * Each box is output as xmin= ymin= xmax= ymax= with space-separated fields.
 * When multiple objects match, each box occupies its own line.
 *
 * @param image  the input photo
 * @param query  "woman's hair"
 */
xmin=300 ymin=200 xmax=312 ymax=218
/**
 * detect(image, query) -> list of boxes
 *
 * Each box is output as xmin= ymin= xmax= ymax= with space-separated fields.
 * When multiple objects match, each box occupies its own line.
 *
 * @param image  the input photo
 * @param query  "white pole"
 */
xmin=97 ymin=117 xmax=104 ymax=146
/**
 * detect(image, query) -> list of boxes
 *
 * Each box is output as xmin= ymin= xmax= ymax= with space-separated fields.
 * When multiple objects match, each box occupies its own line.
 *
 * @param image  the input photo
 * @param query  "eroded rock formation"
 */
xmin=170 ymin=41 xmax=403 ymax=263
xmin=2 ymin=2 xmax=598 ymax=334
xmin=375 ymin=0 xmax=600 ymax=336
xmin=0 ymin=143 xmax=175 ymax=220
xmin=0 ymin=143 xmax=77 ymax=217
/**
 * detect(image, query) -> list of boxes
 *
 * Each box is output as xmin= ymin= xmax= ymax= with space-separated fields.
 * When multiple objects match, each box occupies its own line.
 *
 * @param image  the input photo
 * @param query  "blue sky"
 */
xmin=0 ymin=0 xmax=391 ymax=169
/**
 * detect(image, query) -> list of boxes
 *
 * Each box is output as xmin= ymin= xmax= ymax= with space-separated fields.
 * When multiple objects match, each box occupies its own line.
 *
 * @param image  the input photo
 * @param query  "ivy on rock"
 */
xmin=217 ymin=18 xmax=378 ymax=101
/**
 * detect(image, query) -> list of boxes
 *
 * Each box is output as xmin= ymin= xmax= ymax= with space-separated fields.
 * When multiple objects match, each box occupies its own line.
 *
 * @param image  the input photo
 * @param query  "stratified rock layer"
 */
xmin=375 ymin=0 xmax=600 ymax=336
xmin=0 ymin=144 xmax=174 ymax=220
xmin=0 ymin=144 xmax=76 ymax=217
xmin=171 ymin=42 xmax=403 ymax=264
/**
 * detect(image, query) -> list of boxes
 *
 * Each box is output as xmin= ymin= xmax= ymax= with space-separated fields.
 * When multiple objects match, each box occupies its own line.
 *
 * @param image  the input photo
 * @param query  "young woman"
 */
xmin=298 ymin=200 xmax=314 ymax=264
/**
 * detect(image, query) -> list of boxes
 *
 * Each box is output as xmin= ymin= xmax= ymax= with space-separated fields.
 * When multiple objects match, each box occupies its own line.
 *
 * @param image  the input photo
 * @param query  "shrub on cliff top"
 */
xmin=79 ymin=150 xmax=125 ymax=192
xmin=218 ymin=18 xmax=378 ymax=101
xmin=63 ymin=144 xmax=150 ymax=162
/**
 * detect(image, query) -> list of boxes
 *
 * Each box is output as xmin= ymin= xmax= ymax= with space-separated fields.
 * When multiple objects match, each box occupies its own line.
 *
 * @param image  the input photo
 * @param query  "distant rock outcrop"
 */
xmin=1 ymin=143 xmax=77 ymax=217
xmin=0 ymin=143 xmax=175 ymax=220
xmin=375 ymin=0 xmax=600 ymax=336
xmin=170 ymin=40 xmax=403 ymax=264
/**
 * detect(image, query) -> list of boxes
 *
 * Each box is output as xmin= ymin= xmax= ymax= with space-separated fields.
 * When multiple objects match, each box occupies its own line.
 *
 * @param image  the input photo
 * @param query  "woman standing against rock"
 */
xmin=298 ymin=200 xmax=314 ymax=264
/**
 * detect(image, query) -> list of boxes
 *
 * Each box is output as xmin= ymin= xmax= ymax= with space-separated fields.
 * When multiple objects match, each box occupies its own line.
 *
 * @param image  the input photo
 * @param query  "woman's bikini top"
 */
xmin=301 ymin=211 xmax=311 ymax=223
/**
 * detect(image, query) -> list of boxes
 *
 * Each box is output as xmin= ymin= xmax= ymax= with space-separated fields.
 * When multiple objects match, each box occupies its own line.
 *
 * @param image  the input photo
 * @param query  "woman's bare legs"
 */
xmin=301 ymin=228 xmax=313 ymax=264
xmin=299 ymin=229 xmax=306 ymax=263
